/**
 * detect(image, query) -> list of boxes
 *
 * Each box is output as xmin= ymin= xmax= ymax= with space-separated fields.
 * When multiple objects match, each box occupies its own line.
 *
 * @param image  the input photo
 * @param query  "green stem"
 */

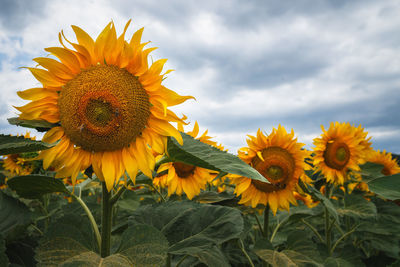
xmin=324 ymin=184 xmax=332 ymax=253
xmin=110 ymin=179 xmax=132 ymax=205
xmin=238 ymin=239 xmax=255 ymax=267
xmin=263 ymin=204 xmax=270 ymax=239
xmin=175 ymin=255 xmax=189 ymax=267
xmin=148 ymin=183 xmax=166 ymax=202
xmin=334 ymin=222 xmax=345 ymax=236
xmin=253 ymin=213 xmax=264 ymax=237
xmin=101 ymin=182 xmax=113 ymax=258
xmin=166 ymin=253 xmax=171 ymax=267
xmin=330 ymin=227 xmax=357 ymax=255
xmin=71 ymin=193 xmax=101 ymax=252
xmin=301 ymin=218 xmax=324 ymax=243
xmin=325 ymin=207 xmax=331 ymax=252
xmin=31 ymin=224 xmax=44 ymax=236
xmin=270 ymin=216 xmax=289 ymax=243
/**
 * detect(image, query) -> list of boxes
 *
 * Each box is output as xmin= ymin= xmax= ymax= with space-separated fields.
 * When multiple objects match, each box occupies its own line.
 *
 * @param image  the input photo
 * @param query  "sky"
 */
xmin=0 ymin=0 xmax=399 ymax=154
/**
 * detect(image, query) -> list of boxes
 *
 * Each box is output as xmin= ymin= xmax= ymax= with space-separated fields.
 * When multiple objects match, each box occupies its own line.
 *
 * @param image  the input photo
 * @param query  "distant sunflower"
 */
xmin=231 ymin=125 xmax=310 ymax=215
xmin=293 ymin=192 xmax=319 ymax=208
xmin=16 ymin=21 xmax=193 ymax=191
xmin=156 ymin=121 xmax=216 ymax=200
xmin=367 ymin=149 xmax=400 ymax=176
xmin=2 ymin=132 xmax=36 ymax=177
xmin=312 ymin=122 xmax=371 ymax=185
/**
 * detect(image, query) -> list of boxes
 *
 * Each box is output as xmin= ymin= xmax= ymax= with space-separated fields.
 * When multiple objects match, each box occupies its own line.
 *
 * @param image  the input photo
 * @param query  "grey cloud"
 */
xmin=0 ymin=0 xmax=47 ymax=31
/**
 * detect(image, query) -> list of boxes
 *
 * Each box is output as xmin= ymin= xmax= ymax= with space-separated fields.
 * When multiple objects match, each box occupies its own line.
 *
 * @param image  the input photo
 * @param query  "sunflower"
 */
xmin=16 ymin=21 xmax=193 ymax=191
xmin=293 ymin=192 xmax=319 ymax=208
xmin=2 ymin=132 xmax=36 ymax=177
xmin=231 ymin=125 xmax=310 ymax=215
xmin=312 ymin=122 xmax=371 ymax=185
xmin=156 ymin=121 xmax=216 ymax=200
xmin=367 ymin=149 xmax=400 ymax=176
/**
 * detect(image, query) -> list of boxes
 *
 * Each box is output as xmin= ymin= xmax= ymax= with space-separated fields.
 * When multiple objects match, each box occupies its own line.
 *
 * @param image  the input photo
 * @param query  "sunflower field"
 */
xmin=1 ymin=21 xmax=400 ymax=267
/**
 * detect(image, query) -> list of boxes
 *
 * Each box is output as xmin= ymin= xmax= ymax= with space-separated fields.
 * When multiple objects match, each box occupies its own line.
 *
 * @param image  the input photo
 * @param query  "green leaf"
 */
xmin=177 ymin=246 xmax=230 ymax=267
xmin=7 ymin=117 xmax=57 ymax=132
xmin=307 ymin=185 xmax=338 ymax=221
xmin=117 ymin=224 xmax=169 ymax=266
xmin=36 ymin=238 xmax=133 ymax=267
xmin=165 ymin=205 xmax=244 ymax=254
xmin=359 ymin=162 xmax=384 ymax=182
xmin=286 ymin=231 xmax=322 ymax=263
xmin=0 ymin=191 xmax=32 ymax=237
xmin=0 ymin=134 xmax=55 ymax=155
xmin=129 ymin=201 xmax=244 ymax=262
xmin=367 ymin=174 xmax=400 ymax=200
xmin=61 ymin=252 xmax=131 ymax=267
xmin=36 ymin=237 xmax=90 ymax=266
xmin=336 ymin=193 xmax=377 ymax=219
xmin=254 ymin=249 xmax=323 ymax=267
xmin=42 ymin=214 xmax=97 ymax=251
xmin=324 ymin=257 xmax=354 ymax=267
xmin=167 ymin=132 xmax=268 ymax=183
xmin=8 ymin=175 xmax=70 ymax=199
xmin=193 ymin=191 xmax=237 ymax=205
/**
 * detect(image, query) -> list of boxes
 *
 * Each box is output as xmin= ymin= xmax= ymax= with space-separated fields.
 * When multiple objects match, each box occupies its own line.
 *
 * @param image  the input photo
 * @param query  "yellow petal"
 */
xmin=122 ymin=147 xmax=138 ymax=183
xmin=42 ymin=127 xmax=64 ymax=143
xmin=17 ymin=87 xmax=58 ymax=101
xmin=27 ymin=68 xmax=65 ymax=87
xmin=33 ymin=57 xmax=74 ymax=80
xmin=268 ymin=192 xmax=279 ymax=215
xmin=102 ymin=151 xmax=116 ymax=191
xmin=148 ymin=118 xmax=183 ymax=145
xmin=45 ymin=47 xmax=81 ymax=73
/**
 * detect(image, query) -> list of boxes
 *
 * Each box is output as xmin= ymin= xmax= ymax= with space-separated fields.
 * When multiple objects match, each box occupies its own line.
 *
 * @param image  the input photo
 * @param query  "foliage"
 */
xmin=1 ymin=124 xmax=400 ymax=266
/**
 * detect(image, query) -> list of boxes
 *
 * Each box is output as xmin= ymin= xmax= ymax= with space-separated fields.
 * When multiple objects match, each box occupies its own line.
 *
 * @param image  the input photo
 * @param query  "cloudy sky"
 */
xmin=1 ymin=0 xmax=399 ymax=154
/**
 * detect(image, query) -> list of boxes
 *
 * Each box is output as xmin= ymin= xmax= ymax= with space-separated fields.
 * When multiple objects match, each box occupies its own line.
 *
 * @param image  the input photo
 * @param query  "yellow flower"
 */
xmin=231 ymin=125 xmax=310 ymax=215
xmin=312 ymin=122 xmax=371 ymax=185
xmin=293 ymin=192 xmax=319 ymax=208
xmin=156 ymin=121 xmax=216 ymax=200
xmin=2 ymin=132 xmax=36 ymax=177
xmin=16 ymin=21 xmax=193 ymax=191
xmin=367 ymin=149 xmax=400 ymax=176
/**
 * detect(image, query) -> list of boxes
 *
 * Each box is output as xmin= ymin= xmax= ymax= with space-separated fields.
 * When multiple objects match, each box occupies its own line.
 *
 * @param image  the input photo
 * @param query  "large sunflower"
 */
xmin=156 ymin=121 xmax=216 ymax=200
xmin=231 ymin=125 xmax=310 ymax=215
xmin=16 ymin=21 xmax=193 ymax=191
xmin=312 ymin=122 xmax=371 ymax=185
xmin=2 ymin=132 xmax=36 ymax=176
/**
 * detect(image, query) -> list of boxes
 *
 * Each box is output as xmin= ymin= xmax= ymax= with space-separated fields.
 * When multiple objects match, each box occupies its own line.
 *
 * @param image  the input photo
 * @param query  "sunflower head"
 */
xmin=312 ymin=122 xmax=372 ymax=185
xmin=156 ymin=121 xmax=219 ymax=200
xmin=367 ymin=149 xmax=400 ymax=176
xmin=2 ymin=132 xmax=36 ymax=177
xmin=15 ymin=21 xmax=193 ymax=191
xmin=232 ymin=125 xmax=310 ymax=215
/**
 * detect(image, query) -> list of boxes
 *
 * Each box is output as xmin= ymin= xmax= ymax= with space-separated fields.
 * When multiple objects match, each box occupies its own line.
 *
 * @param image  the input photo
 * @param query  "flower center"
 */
xmin=173 ymin=162 xmax=196 ymax=178
xmin=58 ymin=65 xmax=150 ymax=152
xmin=323 ymin=140 xmax=350 ymax=170
xmin=251 ymin=146 xmax=295 ymax=193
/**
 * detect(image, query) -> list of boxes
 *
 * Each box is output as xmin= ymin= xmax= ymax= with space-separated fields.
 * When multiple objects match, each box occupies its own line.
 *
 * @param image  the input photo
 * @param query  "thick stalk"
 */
xmin=101 ymin=182 xmax=113 ymax=258
xmin=263 ymin=204 xmax=270 ymax=239
xmin=325 ymin=207 xmax=331 ymax=253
